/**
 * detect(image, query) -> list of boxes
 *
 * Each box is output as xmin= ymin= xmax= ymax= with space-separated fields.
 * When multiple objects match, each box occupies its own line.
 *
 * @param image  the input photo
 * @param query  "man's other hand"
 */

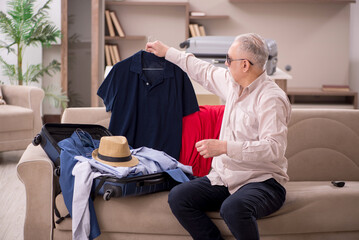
xmin=195 ymin=139 xmax=227 ymax=158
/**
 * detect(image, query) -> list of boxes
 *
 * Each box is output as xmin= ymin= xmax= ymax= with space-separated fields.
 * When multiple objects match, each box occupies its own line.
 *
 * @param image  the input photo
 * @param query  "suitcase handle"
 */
xmin=32 ymin=134 xmax=42 ymax=146
xmin=136 ymin=177 xmax=165 ymax=187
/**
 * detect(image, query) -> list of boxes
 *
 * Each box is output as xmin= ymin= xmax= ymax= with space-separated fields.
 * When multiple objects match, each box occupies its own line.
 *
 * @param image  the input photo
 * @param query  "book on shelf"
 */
xmin=105 ymin=45 xmax=112 ymax=66
xmin=190 ymin=11 xmax=206 ymax=17
xmin=105 ymin=10 xmax=115 ymax=37
xmin=108 ymin=45 xmax=116 ymax=65
xmin=189 ymin=24 xmax=206 ymax=37
xmin=194 ymin=24 xmax=201 ymax=36
xmin=110 ymin=11 xmax=125 ymax=37
xmin=112 ymin=45 xmax=121 ymax=63
xmin=105 ymin=44 xmax=121 ymax=66
xmin=322 ymin=84 xmax=350 ymax=92
xmin=198 ymin=25 xmax=206 ymax=36
xmin=189 ymin=24 xmax=196 ymax=37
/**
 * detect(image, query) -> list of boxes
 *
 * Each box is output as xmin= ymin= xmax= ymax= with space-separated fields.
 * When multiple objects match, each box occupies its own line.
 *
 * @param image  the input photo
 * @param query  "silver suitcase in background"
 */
xmin=180 ymin=36 xmax=278 ymax=75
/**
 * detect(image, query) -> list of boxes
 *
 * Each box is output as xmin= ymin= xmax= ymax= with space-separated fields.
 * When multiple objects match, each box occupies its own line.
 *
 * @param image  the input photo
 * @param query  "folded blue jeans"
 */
xmin=168 ymin=177 xmax=286 ymax=240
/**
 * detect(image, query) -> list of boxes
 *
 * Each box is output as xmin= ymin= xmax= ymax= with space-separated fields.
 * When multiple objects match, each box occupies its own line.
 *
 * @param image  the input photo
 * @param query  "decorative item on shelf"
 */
xmin=189 ymin=24 xmax=206 ymax=37
xmin=322 ymin=84 xmax=350 ymax=92
xmin=190 ymin=11 xmax=206 ymax=17
xmin=105 ymin=44 xmax=121 ymax=66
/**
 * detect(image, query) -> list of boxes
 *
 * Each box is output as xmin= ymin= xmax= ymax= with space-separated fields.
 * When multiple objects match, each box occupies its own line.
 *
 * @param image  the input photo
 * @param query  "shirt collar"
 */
xmin=130 ymin=50 xmax=174 ymax=78
xmin=245 ymin=70 xmax=268 ymax=93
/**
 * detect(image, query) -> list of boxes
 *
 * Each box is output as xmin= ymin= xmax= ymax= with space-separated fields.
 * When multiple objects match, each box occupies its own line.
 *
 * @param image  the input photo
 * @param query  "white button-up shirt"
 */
xmin=166 ymin=47 xmax=291 ymax=194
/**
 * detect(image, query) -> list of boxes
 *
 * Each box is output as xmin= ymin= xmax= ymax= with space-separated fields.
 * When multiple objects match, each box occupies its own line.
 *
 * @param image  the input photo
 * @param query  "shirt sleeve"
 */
xmin=226 ymin=94 xmax=291 ymax=164
xmin=97 ymin=66 xmax=119 ymax=112
xmin=165 ymin=47 xmax=232 ymax=101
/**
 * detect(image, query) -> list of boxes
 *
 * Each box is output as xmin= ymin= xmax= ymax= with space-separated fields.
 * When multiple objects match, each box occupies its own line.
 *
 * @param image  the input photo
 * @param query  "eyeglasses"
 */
xmin=226 ymin=54 xmax=254 ymax=66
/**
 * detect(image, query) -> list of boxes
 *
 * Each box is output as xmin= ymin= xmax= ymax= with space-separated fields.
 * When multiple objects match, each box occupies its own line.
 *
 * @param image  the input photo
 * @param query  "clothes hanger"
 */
xmin=143 ymin=37 xmax=164 ymax=71
xmin=142 ymin=67 xmax=164 ymax=71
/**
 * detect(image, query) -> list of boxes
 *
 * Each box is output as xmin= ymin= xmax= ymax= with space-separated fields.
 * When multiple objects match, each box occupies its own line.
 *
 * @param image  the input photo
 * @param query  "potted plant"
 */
xmin=0 ymin=0 xmax=68 ymax=110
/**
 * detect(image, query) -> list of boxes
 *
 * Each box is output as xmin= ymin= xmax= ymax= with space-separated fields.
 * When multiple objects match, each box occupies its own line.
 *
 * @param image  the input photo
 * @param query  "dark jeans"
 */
xmin=168 ymin=177 xmax=286 ymax=240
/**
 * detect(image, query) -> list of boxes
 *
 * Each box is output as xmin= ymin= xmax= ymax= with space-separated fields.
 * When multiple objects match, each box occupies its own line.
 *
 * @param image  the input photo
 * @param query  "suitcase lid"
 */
xmin=184 ymin=36 xmax=235 ymax=58
xmin=183 ymin=36 xmax=277 ymax=58
xmin=41 ymin=123 xmax=112 ymax=144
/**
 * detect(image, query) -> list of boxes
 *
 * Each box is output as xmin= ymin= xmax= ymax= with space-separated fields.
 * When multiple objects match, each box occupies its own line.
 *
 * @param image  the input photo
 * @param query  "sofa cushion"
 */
xmin=0 ymin=105 xmax=34 ymax=132
xmin=258 ymin=181 xmax=359 ymax=235
xmin=287 ymin=109 xmax=359 ymax=181
xmin=54 ymin=181 xmax=359 ymax=237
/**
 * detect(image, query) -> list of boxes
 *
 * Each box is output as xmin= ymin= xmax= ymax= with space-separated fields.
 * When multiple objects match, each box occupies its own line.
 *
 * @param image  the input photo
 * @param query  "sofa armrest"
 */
xmin=2 ymin=85 xmax=44 ymax=134
xmin=17 ymin=144 xmax=56 ymax=240
xmin=61 ymin=107 xmax=111 ymax=128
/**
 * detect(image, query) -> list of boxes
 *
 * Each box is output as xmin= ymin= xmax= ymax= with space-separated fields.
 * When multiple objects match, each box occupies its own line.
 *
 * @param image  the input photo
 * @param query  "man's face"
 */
xmin=225 ymin=42 xmax=243 ymax=83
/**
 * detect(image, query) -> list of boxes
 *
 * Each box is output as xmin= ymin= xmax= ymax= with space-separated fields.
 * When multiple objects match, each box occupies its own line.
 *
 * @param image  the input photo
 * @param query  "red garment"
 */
xmin=179 ymin=105 xmax=225 ymax=177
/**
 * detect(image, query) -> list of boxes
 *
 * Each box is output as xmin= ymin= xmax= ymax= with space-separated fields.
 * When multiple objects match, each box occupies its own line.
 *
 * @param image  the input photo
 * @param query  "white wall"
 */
xmin=350 ymin=2 xmax=359 ymax=107
xmin=189 ymin=0 xmax=351 ymax=89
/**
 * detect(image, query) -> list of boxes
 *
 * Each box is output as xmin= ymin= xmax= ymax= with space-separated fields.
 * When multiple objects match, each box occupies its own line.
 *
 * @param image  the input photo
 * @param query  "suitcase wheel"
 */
xmin=32 ymin=134 xmax=42 ymax=146
xmin=103 ymin=189 xmax=113 ymax=201
xmin=54 ymin=167 xmax=60 ymax=177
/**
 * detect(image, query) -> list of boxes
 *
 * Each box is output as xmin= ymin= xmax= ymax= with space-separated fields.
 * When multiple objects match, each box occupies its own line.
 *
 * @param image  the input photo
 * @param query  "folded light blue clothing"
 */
xmin=75 ymin=146 xmax=192 ymax=181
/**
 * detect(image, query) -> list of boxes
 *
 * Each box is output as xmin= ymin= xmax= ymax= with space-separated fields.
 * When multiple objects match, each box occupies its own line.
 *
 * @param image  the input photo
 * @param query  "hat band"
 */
xmin=98 ymin=152 xmax=132 ymax=163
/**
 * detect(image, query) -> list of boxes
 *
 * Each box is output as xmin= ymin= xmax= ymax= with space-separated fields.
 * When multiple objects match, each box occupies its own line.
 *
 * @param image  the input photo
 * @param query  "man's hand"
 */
xmin=145 ymin=40 xmax=169 ymax=57
xmin=195 ymin=139 xmax=227 ymax=158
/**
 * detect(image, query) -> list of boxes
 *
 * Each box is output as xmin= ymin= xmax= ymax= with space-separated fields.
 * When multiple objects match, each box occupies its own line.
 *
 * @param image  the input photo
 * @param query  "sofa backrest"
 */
xmin=62 ymin=107 xmax=111 ymax=127
xmin=62 ymin=107 xmax=359 ymax=181
xmin=286 ymin=109 xmax=359 ymax=181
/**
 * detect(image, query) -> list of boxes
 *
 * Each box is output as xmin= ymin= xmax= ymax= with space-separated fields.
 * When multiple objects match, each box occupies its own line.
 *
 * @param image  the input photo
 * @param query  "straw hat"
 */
xmin=92 ymin=136 xmax=139 ymax=167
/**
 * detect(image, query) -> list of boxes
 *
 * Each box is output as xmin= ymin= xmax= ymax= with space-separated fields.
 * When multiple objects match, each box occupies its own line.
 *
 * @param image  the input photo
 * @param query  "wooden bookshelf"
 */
xmin=92 ymin=0 xmax=191 ymax=106
xmin=91 ymin=1 xmax=232 ymax=106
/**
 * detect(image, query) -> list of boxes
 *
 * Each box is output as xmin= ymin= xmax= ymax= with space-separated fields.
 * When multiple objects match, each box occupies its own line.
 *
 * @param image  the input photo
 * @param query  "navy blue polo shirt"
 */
xmin=98 ymin=50 xmax=199 ymax=160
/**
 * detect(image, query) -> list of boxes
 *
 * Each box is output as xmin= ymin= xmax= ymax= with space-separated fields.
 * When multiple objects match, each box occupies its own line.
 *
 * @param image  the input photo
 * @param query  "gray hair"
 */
xmin=234 ymin=33 xmax=269 ymax=70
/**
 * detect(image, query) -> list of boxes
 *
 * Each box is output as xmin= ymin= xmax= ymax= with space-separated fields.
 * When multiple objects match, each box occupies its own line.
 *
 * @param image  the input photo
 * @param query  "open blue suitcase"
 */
xmin=32 ymin=123 xmax=179 ymax=200
xmin=32 ymin=123 xmax=111 ymax=176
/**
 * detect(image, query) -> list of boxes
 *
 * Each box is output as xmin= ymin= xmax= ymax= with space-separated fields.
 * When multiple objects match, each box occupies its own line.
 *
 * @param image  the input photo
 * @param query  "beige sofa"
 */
xmin=0 ymin=85 xmax=44 ymax=152
xmin=17 ymin=107 xmax=359 ymax=240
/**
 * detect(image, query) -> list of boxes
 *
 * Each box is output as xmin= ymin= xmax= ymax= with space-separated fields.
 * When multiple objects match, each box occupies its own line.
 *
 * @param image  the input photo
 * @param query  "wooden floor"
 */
xmin=0 ymin=150 xmax=26 ymax=240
